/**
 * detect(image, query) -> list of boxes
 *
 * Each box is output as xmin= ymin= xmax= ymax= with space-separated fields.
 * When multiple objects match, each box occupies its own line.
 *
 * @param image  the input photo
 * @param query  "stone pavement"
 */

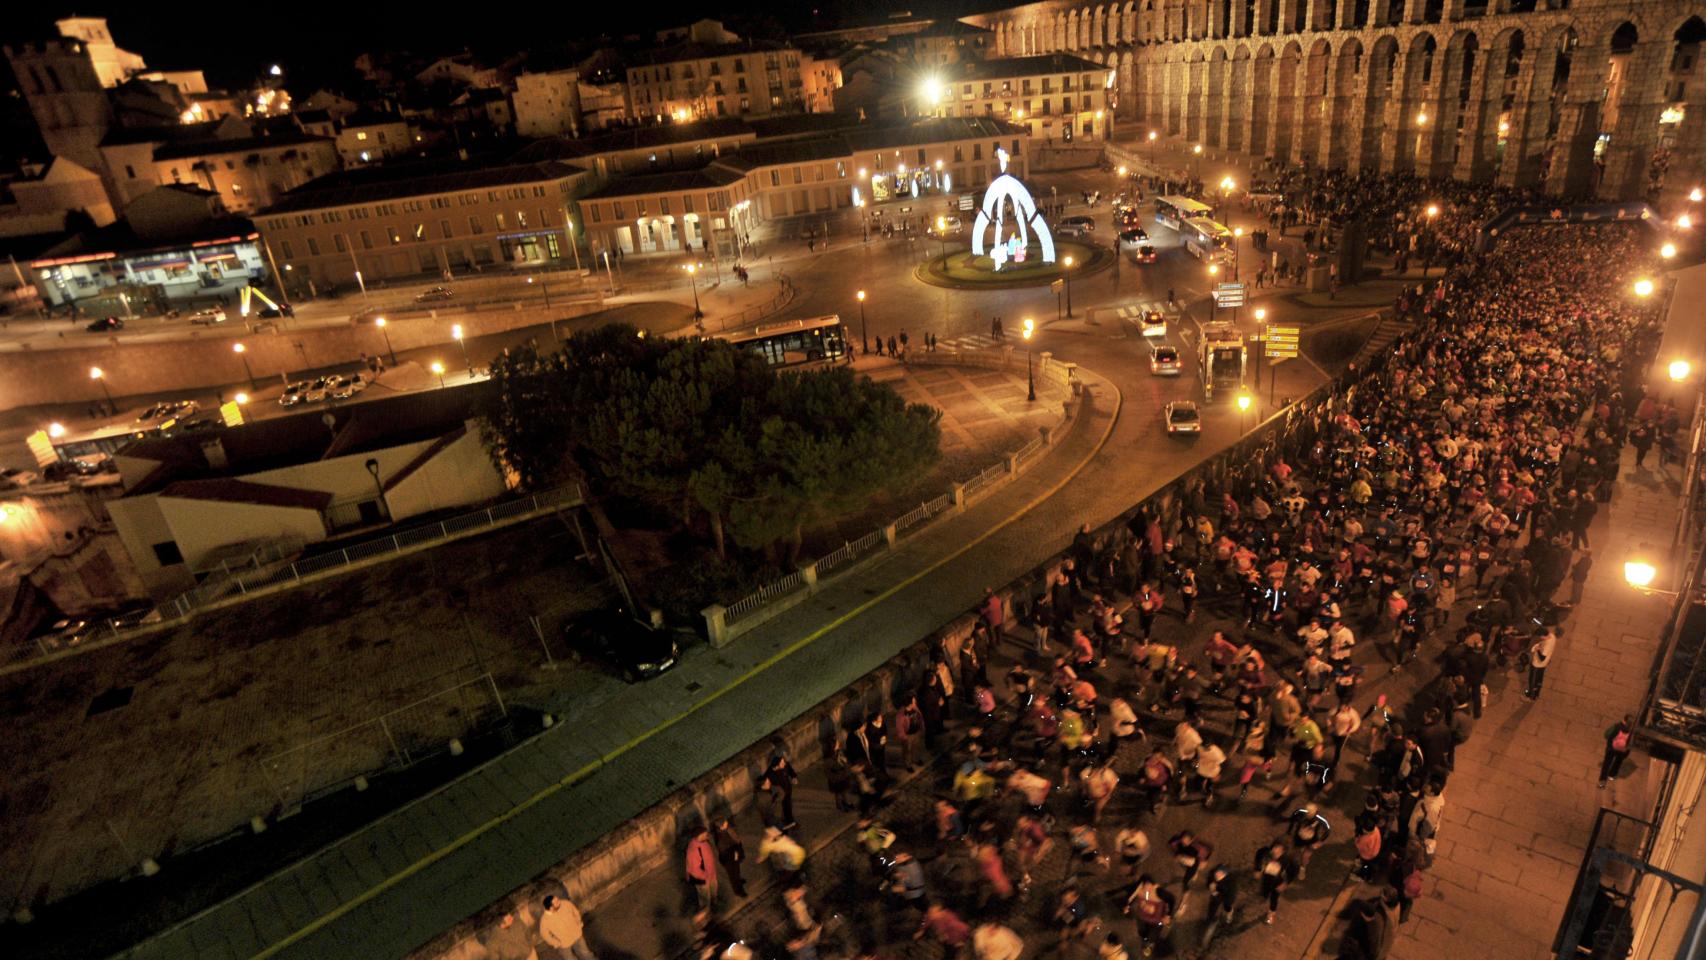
xmin=109 ymin=360 xmax=1124 ymax=960
xmin=1376 ymin=446 xmax=1679 ymax=960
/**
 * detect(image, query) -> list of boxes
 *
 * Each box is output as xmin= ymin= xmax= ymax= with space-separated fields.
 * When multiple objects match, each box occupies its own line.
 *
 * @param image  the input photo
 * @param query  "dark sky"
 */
xmin=11 ymin=1 xmax=1008 ymax=93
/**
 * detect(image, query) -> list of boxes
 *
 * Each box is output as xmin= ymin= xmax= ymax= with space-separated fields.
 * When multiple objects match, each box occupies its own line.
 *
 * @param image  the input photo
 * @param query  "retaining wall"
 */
xmin=0 ymin=300 xmax=604 ymax=411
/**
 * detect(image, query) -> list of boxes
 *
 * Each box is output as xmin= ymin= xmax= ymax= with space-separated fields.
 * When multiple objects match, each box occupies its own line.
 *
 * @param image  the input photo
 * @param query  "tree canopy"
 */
xmin=480 ymin=326 xmax=941 ymax=560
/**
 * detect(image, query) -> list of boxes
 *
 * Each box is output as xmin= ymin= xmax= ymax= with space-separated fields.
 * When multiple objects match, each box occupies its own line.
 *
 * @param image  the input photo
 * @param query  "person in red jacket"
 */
xmin=685 ymin=827 xmax=719 ymax=910
xmin=916 ymin=901 xmax=971 ymax=958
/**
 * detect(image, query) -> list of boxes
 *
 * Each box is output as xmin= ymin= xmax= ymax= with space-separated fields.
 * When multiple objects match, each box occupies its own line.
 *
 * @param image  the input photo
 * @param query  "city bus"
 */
xmin=1180 ymin=217 xmax=1235 ymax=263
xmin=1154 ymin=195 xmax=1215 ymax=230
xmin=720 ymin=315 xmax=848 ymax=368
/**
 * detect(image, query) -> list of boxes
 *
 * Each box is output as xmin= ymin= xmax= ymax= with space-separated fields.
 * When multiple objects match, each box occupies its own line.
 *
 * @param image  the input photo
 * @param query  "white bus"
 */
xmin=1154 ymin=195 xmax=1215 ymax=230
xmin=720 ymin=315 xmax=848 ymax=368
xmin=1180 ymin=217 xmax=1235 ymax=263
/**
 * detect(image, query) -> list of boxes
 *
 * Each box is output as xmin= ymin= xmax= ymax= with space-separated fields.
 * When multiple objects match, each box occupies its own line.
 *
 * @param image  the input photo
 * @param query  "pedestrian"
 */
xmin=761 ymin=754 xmax=800 ymax=828
xmin=759 ymin=826 xmax=806 ymax=878
xmin=1123 ymin=874 xmax=1175 ymax=956
xmin=973 ymin=923 xmax=1024 ymax=960
xmin=1567 ymin=549 xmax=1593 ymax=606
xmin=483 ymin=910 xmax=536 ymax=960
xmin=540 ymin=894 xmax=598 ymax=960
xmin=713 ymin=817 xmax=748 ymax=899
xmin=1525 ymin=624 xmax=1559 ymax=700
xmin=887 ymin=334 xmax=897 ymax=357
xmin=1253 ymin=841 xmax=1298 ymax=925
xmin=916 ymin=901 xmax=971 ymax=959
xmin=1600 ymin=714 xmax=1634 ymax=787
xmin=896 ymin=695 xmax=925 ymax=770
xmin=685 ymin=827 xmax=719 ymax=910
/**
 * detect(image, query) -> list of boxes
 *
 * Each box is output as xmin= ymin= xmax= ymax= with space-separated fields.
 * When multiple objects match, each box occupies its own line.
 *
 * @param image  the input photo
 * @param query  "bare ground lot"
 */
xmin=0 ymin=513 xmax=612 ymax=922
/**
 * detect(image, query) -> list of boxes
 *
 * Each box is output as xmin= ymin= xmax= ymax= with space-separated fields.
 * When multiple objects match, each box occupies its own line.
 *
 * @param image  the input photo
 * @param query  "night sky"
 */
xmin=10 ymin=1 xmax=1010 ymax=94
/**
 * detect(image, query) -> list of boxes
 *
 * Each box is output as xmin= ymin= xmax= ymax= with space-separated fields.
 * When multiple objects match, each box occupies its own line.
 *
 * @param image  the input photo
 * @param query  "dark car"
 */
xmin=562 ymin=607 xmax=683 ymax=681
xmin=86 ymin=316 xmax=124 ymax=332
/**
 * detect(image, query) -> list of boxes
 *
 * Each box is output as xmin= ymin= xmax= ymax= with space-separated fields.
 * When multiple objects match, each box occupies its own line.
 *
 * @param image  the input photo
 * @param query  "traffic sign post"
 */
xmin=1212 ymin=282 xmax=1246 ymax=308
xmin=1264 ymin=325 xmax=1300 ymax=406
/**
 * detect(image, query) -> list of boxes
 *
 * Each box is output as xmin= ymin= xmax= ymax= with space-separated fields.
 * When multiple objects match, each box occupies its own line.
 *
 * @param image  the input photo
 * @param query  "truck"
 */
xmin=1197 ymin=320 xmax=1246 ymax=400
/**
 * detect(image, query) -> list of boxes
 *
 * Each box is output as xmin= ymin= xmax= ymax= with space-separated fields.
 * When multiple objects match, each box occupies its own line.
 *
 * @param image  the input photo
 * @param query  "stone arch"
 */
xmin=1205 ymin=45 xmax=1231 ymax=147
xmin=1068 ymin=10 xmax=1081 ymax=50
xmin=1082 ymin=7 xmax=1096 ymax=47
xmin=1056 ymin=12 xmax=1069 ymax=51
xmin=1364 ymin=34 xmax=1401 ymax=172
xmin=1326 ymin=37 xmax=1365 ymax=169
xmin=1659 ymin=17 xmax=1706 ymax=198
xmin=1272 ymin=40 xmax=1304 ymax=161
xmin=1438 ymin=29 xmax=1483 ymax=176
xmin=1250 ymin=42 xmax=1277 ymax=154
xmin=1226 ymin=43 xmax=1253 ymax=152
xmin=1092 ymin=5 xmax=1106 ymax=46
xmin=1297 ymin=37 xmax=1333 ymax=166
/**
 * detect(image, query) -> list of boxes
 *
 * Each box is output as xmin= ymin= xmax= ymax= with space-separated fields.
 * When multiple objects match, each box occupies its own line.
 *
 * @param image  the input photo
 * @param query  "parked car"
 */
xmin=35 ymin=618 xmax=93 ymax=649
xmin=415 ymin=286 xmax=454 ymax=303
xmin=86 ymin=316 xmax=123 ymax=332
xmin=279 ymin=381 xmax=313 ymax=406
xmin=1149 ymin=343 xmax=1183 ymax=376
xmin=187 ymin=307 xmax=226 ymax=326
xmin=44 ymin=454 xmax=115 ymax=481
xmin=134 ymin=400 xmax=197 ymax=425
xmin=1139 ymin=309 xmax=1168 ymax=339
xmin=304 ymin=377 xmax=332 ymax=403
xmin=0 ymin=468 xmax=40 ymax=490
xmin=562 ymin=607 xmax=685 ymax=682
xmin=328 ymin=373 xmax=368 ymax=400
xmin=164 ymin=416 xmax=223 ymax=435
xmin=257 ymin=303 xmax=294 ymax=318
xmin=1164 ymin=400 xmax=1202 ymax=435
xmin=1056 ymin=215 xmax=1096 ymax=237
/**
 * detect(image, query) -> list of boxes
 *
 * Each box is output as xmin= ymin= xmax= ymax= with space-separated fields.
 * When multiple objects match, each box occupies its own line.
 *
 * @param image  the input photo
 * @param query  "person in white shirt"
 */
xmin=973 ymin=923 xmax=1025 ymax=960
xmin=539 ymin=895 xmax=597 ymax=960
xmin=1193 ymin=737 xmax=1227 ymax=808
xmin=1526 ymin=625 xmax=1559 ymax=700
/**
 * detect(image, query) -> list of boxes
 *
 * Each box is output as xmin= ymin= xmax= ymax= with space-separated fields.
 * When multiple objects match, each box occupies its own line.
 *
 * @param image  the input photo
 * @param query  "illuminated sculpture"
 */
xmin=971 ymin=148 xmax=1056 ymax=270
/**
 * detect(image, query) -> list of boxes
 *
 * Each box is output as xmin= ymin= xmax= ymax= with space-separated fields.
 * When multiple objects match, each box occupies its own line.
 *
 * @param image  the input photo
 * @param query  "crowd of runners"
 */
xmin=654 ymin=202 xmax=1671 ymax=960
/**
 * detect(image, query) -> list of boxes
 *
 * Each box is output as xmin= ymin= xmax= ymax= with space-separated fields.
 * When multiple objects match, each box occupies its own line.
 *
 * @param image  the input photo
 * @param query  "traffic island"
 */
xmin=913 ymin=239 xmax=1115 ymax=290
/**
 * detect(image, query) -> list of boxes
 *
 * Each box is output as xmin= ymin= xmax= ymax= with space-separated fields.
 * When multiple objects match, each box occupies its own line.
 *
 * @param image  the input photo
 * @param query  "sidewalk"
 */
xmin=111 ymin=364 xmax=1122 ymax=960
xmin=1379 ymin=446 xmax=1679 ymax=959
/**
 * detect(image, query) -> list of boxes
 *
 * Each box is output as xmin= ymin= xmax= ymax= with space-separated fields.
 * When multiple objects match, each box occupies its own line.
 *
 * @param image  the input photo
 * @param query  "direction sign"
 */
xmin=1213 ymin=281 xmax=1247 ymax=308
xmin=959 ymin=194 xmax=976 ymax=212
xmin=1265 ymin=325 xmax=1300 ymax=359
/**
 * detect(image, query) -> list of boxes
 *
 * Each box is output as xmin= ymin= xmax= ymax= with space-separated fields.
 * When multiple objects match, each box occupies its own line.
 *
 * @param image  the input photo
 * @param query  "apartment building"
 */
xmin=255 ymin=160 xmax=589 ymax=290
xmin=626 ymin=22 xmax=813 ymax=122
xmin=926 ymin=54 xmax=1114 ymax=142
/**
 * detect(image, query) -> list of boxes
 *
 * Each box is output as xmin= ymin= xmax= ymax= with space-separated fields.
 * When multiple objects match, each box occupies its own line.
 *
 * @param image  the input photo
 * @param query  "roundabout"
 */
xmin=914 ymin=239 xmax=1117 ymax=289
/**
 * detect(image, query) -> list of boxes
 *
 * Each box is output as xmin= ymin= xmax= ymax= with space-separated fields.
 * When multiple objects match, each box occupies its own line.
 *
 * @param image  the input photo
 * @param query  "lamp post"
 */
xmin=375 ymin=316 xmax=395 ymax=365
xmin=1023 ymin=317 xmax=1036 ymax=401
xmin=1147 ymin=130 xmax=1158 ymax=167
xmin=1422 ymin=203 xmax=1440 ymax=276
xmin=364 ymin=457 xmax=391 ymax=521
xmin=683 ymin=262 xmax=703 ymax=321
xmin=1207 ymin=263 xmax=1221 ymax=320
xmin=1063 ymin=255 xmax=1075 ymax=317
xmin=856 ymin=289 xmax=869 ymax=354
xmin=90 ymin=366 xmax=114 ymax=414
xmin=1253 ymin=306 xmax=1267 ymax=394
xmin=936 ymin=216 xmax=949 ymax=259
xmin=452 ymin=323 xmax=471 ymax=373
xmin=1634 ymin=277 xmax=1656 ymax=298
xmin=233 ymin=341 xmax=255 ymax=389
xmin=1237 ymin=390 xmax=1252 ymax=434
xmin=431 ymin=361 xmax=446 ymax=389
xmin=1661 ymin=242 xmax=1678 ymax=260
xmin=1192 ymin=143 xmax=1203 ymax=182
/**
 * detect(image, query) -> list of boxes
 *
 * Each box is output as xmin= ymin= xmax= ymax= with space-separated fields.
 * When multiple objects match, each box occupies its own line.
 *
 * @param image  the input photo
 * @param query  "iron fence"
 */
xmin=816 ymin=529 xmax=886 ymax=578
xmin=726 ymin=568 xmax=809 ymax=623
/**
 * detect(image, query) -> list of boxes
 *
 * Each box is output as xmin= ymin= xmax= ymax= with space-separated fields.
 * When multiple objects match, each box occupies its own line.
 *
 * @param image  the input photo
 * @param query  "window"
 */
xmin=124 ymin=165 xmax=136 ymax=179
xmin=387 ymin=227 xmax=401 ymax=244
xmin=836 ymin=161 xmax=846 ymax=178
xmin=334 ymin=234 xmax=347 ymax=253
xmin=635 ymin=200 xmax=645 ymax=218
xmin=770 ymin=170 xmax=781 ymax=187
xmin=973 ymin=143 xmax=983 ymax=160
xmin=280 ymin=240 xmax=295 ymax=259
xmin=151 ymin=541 xmax=184 ymax=566
xmin=469 ymin=215 xmax=483 ymax=235
xmin=1011 ymin=139 xmax=1021 ymax=155
xmin=517 ymin=211 xmax=528 ymax=229
xmin=356 ymin=131 xmax=368 ymax=141
xmin=539 ymin=208 xmax=550 ymax=228
xmin=413 ymin=223 xmax=426 ymax=241
xmin=792 ymin=167 xmax=803 ymax=184
xmin=306 ymin=238 xmax=320 ymax=256
xmin=589 ymin=204 xmax=602 ymax=223
xmin=660 ymin=198 xmax=670 ymax=215
xmin=440 ymin=219 xmax=453 ymax=239
xmin=954 ymin=145 xmax=963 ymax=162
xmin=613 ymin=201 xmax=626 ymax=220
xmin=683 ymin=195 xmax=694 ymax=213
xmin=495 ymin=213 xmax=506 ymax=231
xmin=360 ymin=230 xmax=373 ymax=249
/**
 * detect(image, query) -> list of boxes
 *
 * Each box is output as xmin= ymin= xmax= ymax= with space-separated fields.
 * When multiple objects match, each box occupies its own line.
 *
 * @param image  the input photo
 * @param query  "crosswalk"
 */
xmin=934 ymin=333 xmax=1000 ymax=353
xmin=1112 ymin=300 xmax=1171 ymax=321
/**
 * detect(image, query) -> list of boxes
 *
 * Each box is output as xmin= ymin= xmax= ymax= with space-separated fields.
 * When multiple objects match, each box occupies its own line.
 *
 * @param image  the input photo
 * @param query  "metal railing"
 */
xmin=695 ymin=274 xmax=796 ymax=338
xmin=816 ymin=529 xmax=885 ymax=578
xmin=961 ymin=461 xmax=1008 ymax=499
xmin=726 ymin=567 xmax=809 ymax=623
xmin=895 ymin=493 xmax=954 ymax=536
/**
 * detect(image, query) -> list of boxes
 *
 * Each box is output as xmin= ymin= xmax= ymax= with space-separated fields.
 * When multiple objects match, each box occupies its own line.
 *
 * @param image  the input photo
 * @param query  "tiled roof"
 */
xmin=510 ymin=119 xmax=756 ymax=161
xmin=630 ymin=38 xmax=796 ymax=67
xmin=261 ymin=159 xmax=584 ymax=214
xmin=580 ymin=164 xmax=749 ymax=199
xmin=946 ymin=54 xmax=1112 ymax=82
xmin=153 ymin=129 xmax=333 ymax=162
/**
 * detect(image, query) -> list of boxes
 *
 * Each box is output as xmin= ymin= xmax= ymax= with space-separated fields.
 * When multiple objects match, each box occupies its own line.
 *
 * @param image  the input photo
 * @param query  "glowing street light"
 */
xmin=47 ymin=422 xmax=65 ymax=438
xmin=1679 ymin=214 xmax=1695 ymax=230
xmin=856 ymin=289 xmax=869 ymax=354
xmin=452 ymin=323 xmax=471 ymax=373
xmin=1237 ymin=390 xmax=1253 ymax=433
xmin=919 ymin=76 xmax=943 ymax=113
xmin=374 ymin=316 xmax=396 ymax=364
xmin=1624 ymin=561 xmax=1658 ymax=589
xmin=234 ymin=392 xmax=250 ymax=404
xmin=1661 ymin=242 xmax=1678 ymax=259
xmin=1192 ymin=143 xmax=1203 ymax=179
xmin=1236 ymin=392 xmax=1252 ymax=412
xmin=1022 ymin=317 xmax=1037 ymax=401
xmin=1669 ymin=359 xmax=1692 ymax=383
xmin=1148 ymin=129 xmax=1158 ymax=165
xmin=682 ymin=262 xmax=703 ymax=320
xmin=1426 ymin=204 xmax=1441 ymax=219
xmin=233 ymin=341 xmax=255 ymax=388
xmin=1692 ymin=187 xmax=1704 ymax=203
xmin=1063 ymin=255 xmax=1076 ymax=317
xmin=431 ymin=360 xmax=446 ymax=388
xmin=1118 ymin=165 xmax=1128 ymax=178
xmin=1634 ymin=278 xmax=1656 ymax=298
xmin=1416 ymin=111 xmax=1429 ymax=125
xmin=89 ymin=366 xmax=114 ymax=413
xmin=1220 ymin=175 xmax=1236 ymax=194
xmin=1254 ymin=308 xmax=1267 ymax=323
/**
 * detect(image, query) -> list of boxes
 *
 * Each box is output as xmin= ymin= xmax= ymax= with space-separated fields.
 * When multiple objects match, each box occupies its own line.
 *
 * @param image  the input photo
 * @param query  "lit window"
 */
xmin=356 ymin=131 xmax=368 ymax=141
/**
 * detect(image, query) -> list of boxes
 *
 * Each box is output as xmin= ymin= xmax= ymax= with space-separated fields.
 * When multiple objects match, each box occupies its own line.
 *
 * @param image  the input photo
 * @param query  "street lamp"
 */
xmin=234 ymin=392 xmax=249 ymax=405
xmin=1148 ymin=129 xmax=1158 ymax=165
xmin=1022 ymin=317 xmax=1036 ymax=401
xmin=1422 ymin=204 xmax=1441 ymax=276
xmin=1118 ymin=165 xmax=1128 ymax=178
xmin=1236 ymin=390 xmax=1253 ymax=434
xmin=1063 ymin=255 xmax=1075 ymax=317
xmin=1624 ymin=561 xmax=1658 ymax=589
xmin=452 ymin=323 xmax=471 ymax=373
xmin=1691 ymin=187 xmax=1704 ymax=203
xmin=682 ymin=262 xmax=703 ymax=320
xmin=375 ymin=316 xmax=396 ymax=364
xmin=90 ymin=366 xmax=113 ymax=413
xmin=1669 ymin=359 xmax=1692 ymax=383
xmin=1254 ymin=306 xmax=1268 ymax=392
xmin=1634 ymin=278 xmax=1656 ymax=298
xmin=431 ymin=360 xmax=446 ymax=388
xmin=936 ymin=216 xmax=949 ymax=258
xmin=1192 ymin=143 xmax=1203 ymax=180
xmin=48 ymin=422 xmax=65 ymax=438
xmin=1661 ymin=242 xmax=1678 ymax=260
xmin=233 ymin=341 xmax=256 ymax=389
xmin=856 ymin=289 xmax=869 ymax=354
xmin=1680 ymin=214 xmax=1695 ymax=230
